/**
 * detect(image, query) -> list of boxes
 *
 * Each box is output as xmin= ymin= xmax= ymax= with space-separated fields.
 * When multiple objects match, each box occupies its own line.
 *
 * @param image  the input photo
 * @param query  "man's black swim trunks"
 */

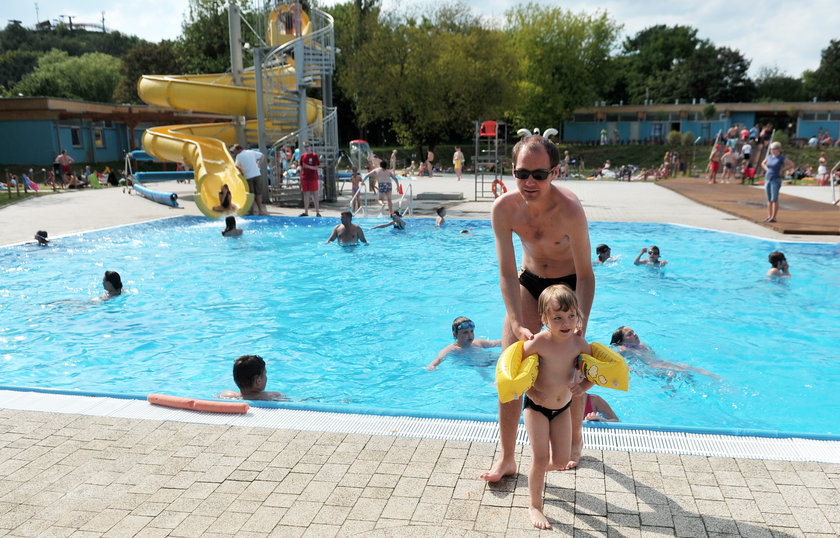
xmin=518 ymin=268 xmax=577 ymax=300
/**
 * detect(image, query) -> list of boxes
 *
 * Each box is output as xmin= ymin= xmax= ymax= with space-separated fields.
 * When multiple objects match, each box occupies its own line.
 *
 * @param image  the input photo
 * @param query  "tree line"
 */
xmin=1 ymin=0 xmax=838 ymax=150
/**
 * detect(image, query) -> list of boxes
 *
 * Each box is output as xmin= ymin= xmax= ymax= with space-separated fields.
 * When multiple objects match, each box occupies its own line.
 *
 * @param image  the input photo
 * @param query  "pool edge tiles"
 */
xmin=2 ymin=390 xmax=838 ymax=464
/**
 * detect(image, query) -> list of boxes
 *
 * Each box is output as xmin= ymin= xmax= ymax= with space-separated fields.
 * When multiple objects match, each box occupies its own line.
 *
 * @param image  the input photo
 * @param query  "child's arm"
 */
xmin=570 ymin=340 xmax=595 ymax=395
xmin=426 ymin=345 xmax=454 ymax=370
xmin=476 ymin=338 xmax=502 ymax=348
xmin=370 ymin=222 xmax=393 ymax=230
xmin=633 ymin=248 xmax=647 ymax=265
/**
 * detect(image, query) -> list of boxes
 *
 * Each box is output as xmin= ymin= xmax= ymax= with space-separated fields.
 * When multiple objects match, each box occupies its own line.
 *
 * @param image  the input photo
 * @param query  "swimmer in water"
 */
xmin=426 ymin=317 xmax=501 ymax=370
xmin=371 ymin=210 xmax=406 ymax=230
xmin=326 ymin=211 xmax=368 ymax=245
xmin=611 ymin=326 xmax=719 ymax=380
xmin=219 ymin=354 xmax=287 ymax=401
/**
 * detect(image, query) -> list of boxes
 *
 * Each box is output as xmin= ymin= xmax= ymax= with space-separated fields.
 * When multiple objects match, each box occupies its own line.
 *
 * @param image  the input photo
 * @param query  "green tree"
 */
xmin=754 ymin=66 xmax=806 ymax=102
xmin=0 ymin=50 xmax=40 ymax=90
xmin=114 ymin=40 xmax=184 ymax=103
xmin=805 ymin=39 xmax=840 ymax=101
xmin=338 ymin=3 xmax=517 ymax=151
xmin=505 ymin=3 xmax=621 ymax=128
xmin=177 ymin=0 xmax=257 ymax=74
xmin=13 ymin=49 xmax=122 ymax=102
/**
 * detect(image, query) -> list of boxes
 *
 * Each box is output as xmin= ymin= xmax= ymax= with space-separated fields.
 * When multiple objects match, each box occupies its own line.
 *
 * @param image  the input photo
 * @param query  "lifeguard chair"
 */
xmin=474 ymin=120 xmax=507 ymax=200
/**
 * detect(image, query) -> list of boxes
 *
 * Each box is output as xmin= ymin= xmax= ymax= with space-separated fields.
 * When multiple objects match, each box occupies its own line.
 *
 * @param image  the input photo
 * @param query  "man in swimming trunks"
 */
xmin=483 ymin=135 xmax=594 ymax=481
xmin=364 ymin=160 xmax=400 ymax=215
xmin=55 ymin=149 xmax=74 ymax=184
xmin=326 ymin=211 xmax=368 ymax=245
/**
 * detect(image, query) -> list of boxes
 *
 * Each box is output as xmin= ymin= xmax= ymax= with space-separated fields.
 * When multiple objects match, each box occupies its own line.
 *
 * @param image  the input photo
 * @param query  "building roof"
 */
xmin=0 ymin=97 xmax=232 ymax=124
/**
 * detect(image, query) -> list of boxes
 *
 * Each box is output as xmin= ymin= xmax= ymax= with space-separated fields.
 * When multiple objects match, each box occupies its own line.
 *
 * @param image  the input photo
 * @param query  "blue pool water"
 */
xmin=1 ymin=216 xmax=838 ymax=436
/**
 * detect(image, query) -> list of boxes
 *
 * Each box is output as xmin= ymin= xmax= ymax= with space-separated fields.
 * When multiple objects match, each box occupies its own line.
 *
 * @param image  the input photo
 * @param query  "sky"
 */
xmin=5 ymin=0 xmax=836 ymax=78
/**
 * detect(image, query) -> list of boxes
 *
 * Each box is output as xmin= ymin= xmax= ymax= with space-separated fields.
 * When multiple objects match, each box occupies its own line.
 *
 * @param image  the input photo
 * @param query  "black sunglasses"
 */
xmin=513 ymin=168 xmax=553 ymax=181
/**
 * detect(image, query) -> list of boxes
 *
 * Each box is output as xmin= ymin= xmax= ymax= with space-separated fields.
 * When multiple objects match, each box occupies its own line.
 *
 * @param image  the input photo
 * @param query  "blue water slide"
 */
xmin=134 ymin=171 xmax=195 ymax=182
xmin=132 ymin=182 xmax=179 ymax=207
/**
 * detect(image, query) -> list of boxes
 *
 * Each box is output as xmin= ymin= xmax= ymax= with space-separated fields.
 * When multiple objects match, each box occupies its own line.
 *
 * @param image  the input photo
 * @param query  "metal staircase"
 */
xmin=253 ymin=3 xmax=339 ymax=207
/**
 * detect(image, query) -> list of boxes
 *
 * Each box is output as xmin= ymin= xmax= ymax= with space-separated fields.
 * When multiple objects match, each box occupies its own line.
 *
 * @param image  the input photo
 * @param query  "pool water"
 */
xmin=1 ymin=216 xmax=838 ymax=436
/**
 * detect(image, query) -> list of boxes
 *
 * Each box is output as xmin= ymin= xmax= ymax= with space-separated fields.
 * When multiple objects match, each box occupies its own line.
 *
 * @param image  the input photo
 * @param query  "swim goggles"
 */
xmin=455 ymin=321 xmax=475 ymax=334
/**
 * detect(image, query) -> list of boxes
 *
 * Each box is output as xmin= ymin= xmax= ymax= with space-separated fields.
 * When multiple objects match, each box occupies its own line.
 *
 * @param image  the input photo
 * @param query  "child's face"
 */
xmin=648 ymin=248 xmax=661 ymax=261
xmin=455 ymin=327 xmax=475 ymax=346
xmin=544 ymin=304 xmax=577 ymax=338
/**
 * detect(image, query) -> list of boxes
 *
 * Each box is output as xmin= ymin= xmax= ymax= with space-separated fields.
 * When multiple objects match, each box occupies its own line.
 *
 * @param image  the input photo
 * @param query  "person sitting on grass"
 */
xmin=426 ymin=317 xmax=501 ymax=370
xmin=371 ymin=210 xmax=406 ymax=230
xmin=221 ymin=216 xmax=243 ymax=237
xmin=219 ymin=354 xmax=287 ymax=401
xmin=766 ymin=251 xmax=791 ymax=279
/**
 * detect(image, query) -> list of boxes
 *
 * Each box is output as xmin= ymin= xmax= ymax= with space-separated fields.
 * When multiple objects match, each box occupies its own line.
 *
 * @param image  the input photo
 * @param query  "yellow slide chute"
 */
xmin=136 ymin=7 xmax=321 ymax=219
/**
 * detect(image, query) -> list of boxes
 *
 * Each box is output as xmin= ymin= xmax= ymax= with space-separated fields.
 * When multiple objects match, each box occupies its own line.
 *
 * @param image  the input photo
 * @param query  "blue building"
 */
xmin=0 ymin=97 xmax=231 ymax=166
xmin=561 ymin=101 xmax=840 ymax=145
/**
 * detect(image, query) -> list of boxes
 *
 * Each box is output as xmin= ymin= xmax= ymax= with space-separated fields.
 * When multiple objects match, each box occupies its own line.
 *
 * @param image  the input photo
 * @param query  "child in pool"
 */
xmin=523 ymin=284 xmax=594 ymax=530
xmin=766 ymin=251 xmax=790 ymax=279
xmin=633 ymin=245 xmax=667 ymax=267
xmin=435 ymin=206 xmax=446 ymax=227
xmin=371 ymin=210 xmax=406 ymax=230
xmin=426 ymin=317 xmax=500 ymax=370
xmin=219 ymin=355 xmax=287 ymax=401
xmin=222 ymin=216 xmax=243 ymax=237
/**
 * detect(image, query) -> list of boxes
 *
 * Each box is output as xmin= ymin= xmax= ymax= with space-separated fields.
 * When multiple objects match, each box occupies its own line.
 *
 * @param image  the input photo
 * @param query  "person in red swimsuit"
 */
xmin=299 ymin=141 xmax=321 ymax=217
xmin=582 ymin=393 xmax=618 ymax=422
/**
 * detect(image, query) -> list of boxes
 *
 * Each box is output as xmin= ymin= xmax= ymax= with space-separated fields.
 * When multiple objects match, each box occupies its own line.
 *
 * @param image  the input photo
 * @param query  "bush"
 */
xmin=682 ymin=131 xmax=696 ymax=146
xmin=771 ymin=131 xmax=789 ymax=145
xmin=667 ymin=130 xmax=682 ymax=146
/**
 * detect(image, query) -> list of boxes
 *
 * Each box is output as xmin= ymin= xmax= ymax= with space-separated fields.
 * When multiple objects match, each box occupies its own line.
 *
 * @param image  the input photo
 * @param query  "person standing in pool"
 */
xmin=593 ymin=244 xmax=612 ymax=264
xmin=766 ymin=251 xmax=791 ymax=279
xmin=326 ymin=211 xmax=368 ymax=245
xmin=633 ymin=245 xmax=668 ymax=267
xmin=426 ymin=317 xmax=501 ymax=370
xmin=483 ymin=135 xmax=595 ymax=481
xmin=219 ymin=355 xmax=287 ymax=401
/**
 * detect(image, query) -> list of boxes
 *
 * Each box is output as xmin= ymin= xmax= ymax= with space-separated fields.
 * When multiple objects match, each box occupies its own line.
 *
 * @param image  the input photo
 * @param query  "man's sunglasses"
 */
xmin=513 ymin=168 xmax=554 ymax=181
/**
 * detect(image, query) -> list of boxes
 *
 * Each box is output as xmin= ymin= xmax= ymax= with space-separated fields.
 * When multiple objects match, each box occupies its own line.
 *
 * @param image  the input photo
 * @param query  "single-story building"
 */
xmin=562 ymin=101 xmax=840 ymax=145
xmin=0 ymin=97 xmax=231 ymax=166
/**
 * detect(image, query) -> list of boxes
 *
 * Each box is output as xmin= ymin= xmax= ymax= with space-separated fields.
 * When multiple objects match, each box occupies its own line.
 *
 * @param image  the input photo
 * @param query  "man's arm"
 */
xmin=491 ymin=198 xmax=532 ymax=341
xmin=356 ymin=226 xmax=368 ymax=244
xmin=567 ymin=201 xmax=594 ymax=336
xmin=326 ymin=225 xmax=339 ymax=243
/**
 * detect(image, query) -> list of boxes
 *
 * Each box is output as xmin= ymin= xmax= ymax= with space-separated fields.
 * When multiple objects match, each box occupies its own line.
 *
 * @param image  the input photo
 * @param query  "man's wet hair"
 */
xmin=341 ymin=210 xmax=352 ymax=218
xmin=596 ymin=244 xmax=610 ymax=254
xmin=512 ymin=135 xmax=561 ymax=168
xmin=233 ymin=354 xmax=265 ymax=390
xmin=104 ymin=271 xmax=123 ymax=291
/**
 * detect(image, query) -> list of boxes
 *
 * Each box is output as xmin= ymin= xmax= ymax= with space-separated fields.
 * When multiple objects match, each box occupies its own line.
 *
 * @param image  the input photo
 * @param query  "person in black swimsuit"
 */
xmin=518 ymin=268 xmax=577 ymax=299
xmin=523 ymin=395 xmax=572 ymax=420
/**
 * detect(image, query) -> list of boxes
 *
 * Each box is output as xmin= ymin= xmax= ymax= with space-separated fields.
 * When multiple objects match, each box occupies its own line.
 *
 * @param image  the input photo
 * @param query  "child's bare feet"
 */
xmin=480 ymin=458 xmax=517 ymax=482
xmin=529 ymin=506 xmax=551 ymax=529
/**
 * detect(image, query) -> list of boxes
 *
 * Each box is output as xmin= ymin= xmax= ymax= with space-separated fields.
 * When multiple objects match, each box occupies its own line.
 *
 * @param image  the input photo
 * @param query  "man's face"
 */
xmin=513 ymin=146 xmax=557 ymax=200
xmin=341 ymin=213 xmax=351 ymax=225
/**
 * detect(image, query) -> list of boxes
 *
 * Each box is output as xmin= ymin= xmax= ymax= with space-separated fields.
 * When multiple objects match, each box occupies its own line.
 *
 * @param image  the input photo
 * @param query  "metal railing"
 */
xmin=349 ymin=183 xmax=370 ymax=217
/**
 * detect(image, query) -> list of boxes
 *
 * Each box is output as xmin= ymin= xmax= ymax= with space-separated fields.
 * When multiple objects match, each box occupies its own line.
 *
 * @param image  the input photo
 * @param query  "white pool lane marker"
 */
xmin=1 ymin=390 xmax=837 ymax=463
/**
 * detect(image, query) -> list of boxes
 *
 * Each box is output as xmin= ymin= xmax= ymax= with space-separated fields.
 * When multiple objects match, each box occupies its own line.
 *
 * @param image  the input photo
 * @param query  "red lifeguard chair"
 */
xmin=474 ymin=120 xmax=507 ymax=200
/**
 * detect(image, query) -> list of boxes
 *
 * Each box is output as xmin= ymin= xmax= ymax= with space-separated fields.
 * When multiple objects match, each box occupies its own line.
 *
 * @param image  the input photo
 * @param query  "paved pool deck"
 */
xmin=0 ymin=175 xmax=838 ymax=536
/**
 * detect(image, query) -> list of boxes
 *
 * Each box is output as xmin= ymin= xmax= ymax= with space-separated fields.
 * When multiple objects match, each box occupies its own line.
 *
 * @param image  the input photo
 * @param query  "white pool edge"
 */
xmin=1 ymin=390 xmax=837 ymax=464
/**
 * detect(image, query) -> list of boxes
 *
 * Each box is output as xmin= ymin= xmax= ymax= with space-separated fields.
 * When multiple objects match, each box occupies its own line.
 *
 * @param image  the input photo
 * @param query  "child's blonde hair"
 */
xmin=537 ymin=284 xmax=583 ymax=329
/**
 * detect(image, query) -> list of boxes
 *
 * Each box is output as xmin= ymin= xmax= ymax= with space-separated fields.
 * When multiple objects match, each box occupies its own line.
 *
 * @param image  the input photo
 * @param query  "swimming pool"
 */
xmin=1 ymin=216 xmax=838 ymax=436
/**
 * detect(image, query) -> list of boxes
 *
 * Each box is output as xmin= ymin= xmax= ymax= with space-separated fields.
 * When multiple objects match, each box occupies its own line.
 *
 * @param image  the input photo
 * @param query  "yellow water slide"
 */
xmin=137 ymin=7 xmax=320 ymax=219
